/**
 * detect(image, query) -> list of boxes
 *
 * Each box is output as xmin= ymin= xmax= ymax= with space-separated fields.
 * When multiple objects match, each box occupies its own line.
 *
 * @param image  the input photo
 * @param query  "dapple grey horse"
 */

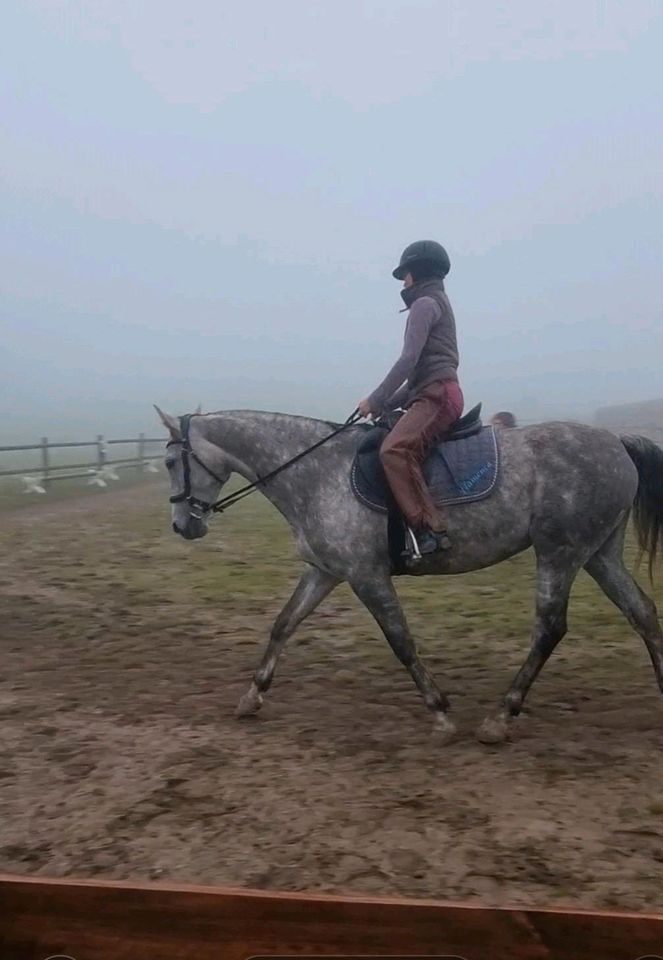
xmin=155 ymin=407 xmax=663 ymax=743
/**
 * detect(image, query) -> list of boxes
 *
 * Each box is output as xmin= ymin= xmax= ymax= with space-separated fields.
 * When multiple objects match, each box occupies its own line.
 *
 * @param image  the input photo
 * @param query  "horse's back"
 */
xmin=507 ymin=421 xmax=638 ymax=547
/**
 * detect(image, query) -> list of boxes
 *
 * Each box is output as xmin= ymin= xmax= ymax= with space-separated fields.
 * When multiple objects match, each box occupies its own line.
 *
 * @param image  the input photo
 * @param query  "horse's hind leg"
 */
xmin=477 ymin=558 xmax=578 ymax=744
xmin=236 ymin=564 xmax=339 ymax=717
xmin=350 ymin=574 xmax=456 ymax=742
xmin=585 ymin=524 xmax=663 ymax=692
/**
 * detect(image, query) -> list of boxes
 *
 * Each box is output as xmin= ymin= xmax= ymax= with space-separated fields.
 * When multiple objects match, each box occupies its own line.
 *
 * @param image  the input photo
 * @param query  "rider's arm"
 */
xmin=386 ymin=381 xmax=409 ymax=409
xmin=367 ymin=297 xmax=440 ymax=414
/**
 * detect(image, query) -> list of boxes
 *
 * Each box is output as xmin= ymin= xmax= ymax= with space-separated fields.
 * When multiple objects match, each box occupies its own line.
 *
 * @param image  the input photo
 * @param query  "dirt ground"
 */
xmin=1 ymin=479 xmax=663 ymax=912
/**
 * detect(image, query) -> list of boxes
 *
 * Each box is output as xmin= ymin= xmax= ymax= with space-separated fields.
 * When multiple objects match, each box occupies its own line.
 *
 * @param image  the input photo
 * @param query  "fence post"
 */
xmin=96 ymin=435 xmax=106 ymax=472
xmin=40 ymin=437 xmax=50 ymax=489
xmin=138 ymin=432 xmax=146 ymax=472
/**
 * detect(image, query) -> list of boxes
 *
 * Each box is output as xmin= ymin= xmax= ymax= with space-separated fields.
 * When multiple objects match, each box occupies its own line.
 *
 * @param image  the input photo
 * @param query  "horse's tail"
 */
xmin=621 ymin=435 xmax=663 ymax=578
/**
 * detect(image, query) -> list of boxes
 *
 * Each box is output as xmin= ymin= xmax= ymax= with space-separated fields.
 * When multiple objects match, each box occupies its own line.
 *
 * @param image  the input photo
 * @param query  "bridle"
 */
xmin=167 ymin=414 xmax=226 ymax=519
xmin=167 ymin=410 xmax=361 ymax=519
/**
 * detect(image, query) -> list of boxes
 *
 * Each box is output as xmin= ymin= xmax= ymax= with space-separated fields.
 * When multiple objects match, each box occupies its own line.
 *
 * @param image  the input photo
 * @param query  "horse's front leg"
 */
xmin=236 ymin=564 xmax=339 ymax=717
xmin=350 ymin=573 xmax=456 ymax=742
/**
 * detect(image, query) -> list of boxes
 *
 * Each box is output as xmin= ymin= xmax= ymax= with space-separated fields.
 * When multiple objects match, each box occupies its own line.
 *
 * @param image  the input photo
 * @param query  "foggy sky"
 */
xmin=2 ymin=0 xmax=662 ymax=442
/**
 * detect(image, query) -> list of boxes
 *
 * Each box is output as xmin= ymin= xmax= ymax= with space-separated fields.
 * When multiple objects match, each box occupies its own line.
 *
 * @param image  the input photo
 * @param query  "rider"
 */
xmin=358 ymin=240 xmax=463 ymax=555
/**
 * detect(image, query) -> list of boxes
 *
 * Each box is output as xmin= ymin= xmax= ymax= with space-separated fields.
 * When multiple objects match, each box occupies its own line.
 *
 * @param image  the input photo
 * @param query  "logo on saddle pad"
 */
xmin=456 ymin=461 xmax=493 ymax=495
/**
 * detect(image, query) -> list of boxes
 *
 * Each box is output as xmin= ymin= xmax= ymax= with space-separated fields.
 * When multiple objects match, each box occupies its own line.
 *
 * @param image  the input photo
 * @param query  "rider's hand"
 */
xmin=358 ymin=398 xmax=373 ymax=418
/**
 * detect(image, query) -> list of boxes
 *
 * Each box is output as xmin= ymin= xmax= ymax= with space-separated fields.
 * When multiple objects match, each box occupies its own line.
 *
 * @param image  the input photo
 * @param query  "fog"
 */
xmin=2 ymin=0 xmax=662 ymax=443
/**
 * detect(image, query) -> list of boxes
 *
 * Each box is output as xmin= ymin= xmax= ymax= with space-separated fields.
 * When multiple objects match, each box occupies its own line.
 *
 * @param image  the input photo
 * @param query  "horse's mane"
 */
xmin=200 ymin=409 xmax=346 ymax=431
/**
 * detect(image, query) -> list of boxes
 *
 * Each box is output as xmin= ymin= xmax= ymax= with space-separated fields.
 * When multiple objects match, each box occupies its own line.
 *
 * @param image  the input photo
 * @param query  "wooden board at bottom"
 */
xmin=1 ymin=873 xmax=662 ymax=960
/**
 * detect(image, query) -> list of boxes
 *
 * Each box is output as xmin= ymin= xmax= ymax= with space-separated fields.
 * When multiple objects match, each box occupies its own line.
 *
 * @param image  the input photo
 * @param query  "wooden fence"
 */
xmin=0 ymin=434 xmax=165 ymax=493
xmin=1 ymin=874 xmax=663 ymax=960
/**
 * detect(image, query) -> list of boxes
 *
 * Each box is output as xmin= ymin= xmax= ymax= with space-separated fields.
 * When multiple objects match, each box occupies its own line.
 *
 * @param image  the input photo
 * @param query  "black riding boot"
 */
xmin=416 ymin=528 xmax=452 ymax=555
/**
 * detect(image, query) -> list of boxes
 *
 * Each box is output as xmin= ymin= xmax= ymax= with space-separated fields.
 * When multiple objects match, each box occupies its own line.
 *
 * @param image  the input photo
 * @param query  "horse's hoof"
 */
xmin=236 ymin=684 xmax=263 ymax=718
xmin=432 ymin=712 xmax=457 ymax=744
xmin=476 ymin=714 xmax=510 ymax=744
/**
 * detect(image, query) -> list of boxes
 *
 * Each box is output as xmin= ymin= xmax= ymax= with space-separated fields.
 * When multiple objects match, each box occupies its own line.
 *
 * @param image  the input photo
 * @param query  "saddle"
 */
xmin=350 ymin=403 xmax=501 ymax=572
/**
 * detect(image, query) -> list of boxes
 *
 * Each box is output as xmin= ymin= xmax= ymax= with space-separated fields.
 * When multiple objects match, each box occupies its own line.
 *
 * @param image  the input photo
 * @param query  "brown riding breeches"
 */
xmin=380 ymin=379 xmax=464 ymax=531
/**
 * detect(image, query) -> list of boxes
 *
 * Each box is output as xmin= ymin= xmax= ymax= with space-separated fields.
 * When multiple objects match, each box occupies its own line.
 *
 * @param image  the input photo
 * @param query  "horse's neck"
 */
xmin=199 ymin=410 xmax=337 ymax=485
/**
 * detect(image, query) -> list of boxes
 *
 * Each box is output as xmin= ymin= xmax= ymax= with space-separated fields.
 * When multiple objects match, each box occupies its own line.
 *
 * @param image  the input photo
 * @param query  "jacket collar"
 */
xmin=400 ymin=277 xmax=445 ymax=309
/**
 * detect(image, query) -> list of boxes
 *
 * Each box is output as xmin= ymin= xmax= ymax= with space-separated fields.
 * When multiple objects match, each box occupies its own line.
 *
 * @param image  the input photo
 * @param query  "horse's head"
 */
xmin=155 ymin=406 xmax=231 ymax=541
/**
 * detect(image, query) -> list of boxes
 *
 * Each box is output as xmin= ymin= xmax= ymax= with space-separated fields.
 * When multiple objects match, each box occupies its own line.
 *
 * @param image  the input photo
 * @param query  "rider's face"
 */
xmin=403 ymin=272 xmax=414 ymax=289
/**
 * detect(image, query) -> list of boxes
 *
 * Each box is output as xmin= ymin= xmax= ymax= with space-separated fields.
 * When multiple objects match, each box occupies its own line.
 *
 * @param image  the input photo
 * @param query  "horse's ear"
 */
xmin=195 ymin=403 xmax=202 ymax=415
xmin=154 ymin=405 xmax=181 ymax=439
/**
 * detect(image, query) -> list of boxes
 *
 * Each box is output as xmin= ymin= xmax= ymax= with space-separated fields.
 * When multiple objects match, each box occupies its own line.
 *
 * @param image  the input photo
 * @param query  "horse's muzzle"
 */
xmin=173 ymin=518 xmax=207 ymax=540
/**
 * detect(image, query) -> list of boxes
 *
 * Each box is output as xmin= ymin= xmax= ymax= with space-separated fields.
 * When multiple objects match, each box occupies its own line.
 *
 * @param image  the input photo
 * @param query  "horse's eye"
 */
xmin=165 ymin=458 xmax=176 ymax=470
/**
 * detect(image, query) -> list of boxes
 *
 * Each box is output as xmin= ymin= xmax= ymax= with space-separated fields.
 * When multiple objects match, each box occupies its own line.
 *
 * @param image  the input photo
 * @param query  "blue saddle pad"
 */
xmin=351 ymin=425 xmax=500 ymax=515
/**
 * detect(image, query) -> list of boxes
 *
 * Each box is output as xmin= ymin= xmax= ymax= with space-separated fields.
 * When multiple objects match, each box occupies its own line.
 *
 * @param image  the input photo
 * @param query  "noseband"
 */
xmin=168 ymin=414 xmax=226 ymax=519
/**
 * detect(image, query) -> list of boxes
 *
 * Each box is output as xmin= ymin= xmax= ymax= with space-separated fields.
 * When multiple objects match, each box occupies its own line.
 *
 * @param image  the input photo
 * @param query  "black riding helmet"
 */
xmin=392 ymin=239 xmax=451 ymax=281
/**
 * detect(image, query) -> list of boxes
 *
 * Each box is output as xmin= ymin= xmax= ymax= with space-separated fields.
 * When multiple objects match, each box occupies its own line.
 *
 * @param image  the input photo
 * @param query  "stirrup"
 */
xmin=403 ymin=526 xmax=452 ymax=560
xmin=403 ymin=526 xmax=422 ymax=561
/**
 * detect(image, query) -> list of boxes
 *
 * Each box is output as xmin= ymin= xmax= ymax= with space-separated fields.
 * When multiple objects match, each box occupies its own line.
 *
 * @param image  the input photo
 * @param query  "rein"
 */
xmin=168 ymin=410 xmax=361 ymax=517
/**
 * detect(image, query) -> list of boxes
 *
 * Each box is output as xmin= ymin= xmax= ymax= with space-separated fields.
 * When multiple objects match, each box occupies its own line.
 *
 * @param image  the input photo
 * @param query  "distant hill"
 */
xmin=595 ymin=398 xmax=663 ymax=444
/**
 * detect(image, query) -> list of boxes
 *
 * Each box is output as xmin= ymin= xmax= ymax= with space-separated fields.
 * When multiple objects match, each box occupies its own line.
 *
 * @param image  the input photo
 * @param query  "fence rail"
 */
xmin=2 ymin=873 xmax=663 ymax=960
xmin=0 ymin=433 xmax=165 ymax=493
